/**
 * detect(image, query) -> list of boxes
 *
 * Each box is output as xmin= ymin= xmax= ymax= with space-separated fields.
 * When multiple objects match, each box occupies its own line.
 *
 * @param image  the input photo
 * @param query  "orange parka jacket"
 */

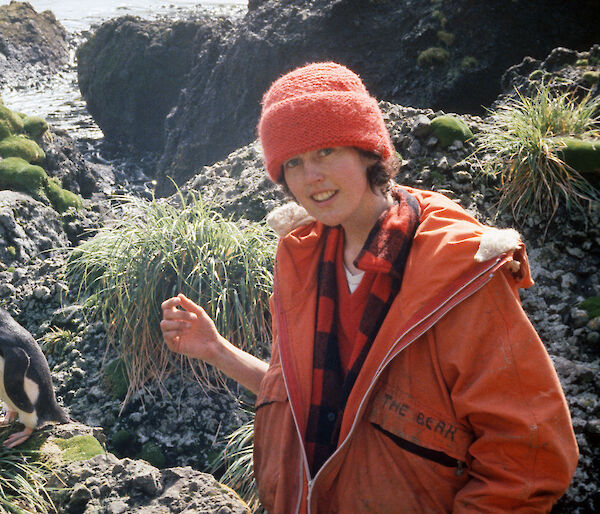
xmin=254 ymin=187 xmax=578 ymax=513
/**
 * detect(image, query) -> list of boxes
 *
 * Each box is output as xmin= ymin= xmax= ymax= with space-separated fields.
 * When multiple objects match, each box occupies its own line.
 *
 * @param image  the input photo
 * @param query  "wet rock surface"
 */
xmin=0 ymin=1 xmax=69 ymax=85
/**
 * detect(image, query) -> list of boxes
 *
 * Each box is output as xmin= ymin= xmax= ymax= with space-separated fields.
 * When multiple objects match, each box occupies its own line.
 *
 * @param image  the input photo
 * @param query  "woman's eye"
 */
xmin=284 ymin=158 xmax=300 ymax=169
xmin=318 ymin=148 xmax=334 ymax=157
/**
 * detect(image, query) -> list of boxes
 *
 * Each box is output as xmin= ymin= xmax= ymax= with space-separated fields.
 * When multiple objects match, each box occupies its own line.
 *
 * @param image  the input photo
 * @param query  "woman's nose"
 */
xmin=304 ymin=159 xmax=324 ymax=182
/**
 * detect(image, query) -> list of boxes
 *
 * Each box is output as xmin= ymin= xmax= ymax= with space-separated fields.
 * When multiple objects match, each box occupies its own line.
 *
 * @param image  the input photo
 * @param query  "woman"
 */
xmin=161 ymin=62 xmax=577 ymax=513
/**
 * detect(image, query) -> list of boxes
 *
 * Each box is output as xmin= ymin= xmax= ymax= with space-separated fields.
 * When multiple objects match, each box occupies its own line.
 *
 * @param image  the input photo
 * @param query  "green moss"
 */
xmin=45 ymin=435 xmax=105 ymax=464
xmin=418 ymin=47 xmax=450 ymax=67
xmin=0 ymin=156 xmax=48 ymax=198
xmin=460 ymin=56 xmax=478 ymax=71
xmin=528 ymin=69 xmax=544 ymax=81
xmin=138 ymin=441 xmax=166 ymax=468
xmin=6 ymin=246 xmax=16 ymax=258
xmin=112 ymin=429 xmax=139 ymax=455
xmin=0 ymin=135 xmax=45 ymax=164
xmin=23 ymin=116 xmax=49 ymax=139
xmin=430 ymin=115 xmax=473 ymax=148
xmin=437 ymin=30 xmax=454 ymax=46
xmin=432 ymin=10 xmax=447 ymax=27
xmin=0 ymin=105 xmax=24 ymax=136
xmin=45 ymin=177 xmax=83 ymax=213
xmin=591 ymin=56 xmax=600 ymax=65
xmin=575 ymin=58 xmax=589 ymax=66
xmin=102 ymin=358 xmax=129 ymax=400
xmin=583 ymin=71 xmax=600 ymax=87
xmin=555 ymin=137 xmax=600 ymax=176
xmin=580 ymin=297 xmax=600 ymax=319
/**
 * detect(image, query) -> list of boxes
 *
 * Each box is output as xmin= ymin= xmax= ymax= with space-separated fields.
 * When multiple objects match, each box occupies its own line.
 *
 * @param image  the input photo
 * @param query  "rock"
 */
xmin=76 ymin=14 xmax=233 ymax=152
xmin=49 ymin=453 xmax=249 ymax=513
xmin=0 ymin=1 xmax=69 ymax=84
xmin=0 ymin=190 xmax=69 ymax=264
xmin=75 ymin=1 xmax=600 ymax=194
xmin=411 ymin=114 xmax=432 ymax=138
xmin=42 ymin=128 xmax=115 ymax=198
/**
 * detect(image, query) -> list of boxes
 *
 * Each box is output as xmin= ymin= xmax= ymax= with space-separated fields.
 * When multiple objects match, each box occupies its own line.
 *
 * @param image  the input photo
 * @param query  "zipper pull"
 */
xmin=456 ymin=461 xmax=465 ymax=477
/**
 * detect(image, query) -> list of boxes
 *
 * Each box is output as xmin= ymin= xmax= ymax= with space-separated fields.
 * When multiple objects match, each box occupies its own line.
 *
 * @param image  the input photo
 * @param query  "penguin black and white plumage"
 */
xmin=0 ymin=307 xmax=69 ymax=448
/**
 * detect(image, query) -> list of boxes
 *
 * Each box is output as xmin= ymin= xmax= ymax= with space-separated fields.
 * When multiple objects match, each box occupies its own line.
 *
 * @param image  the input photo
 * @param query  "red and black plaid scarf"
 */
xmin=305 ymin=187 xmax=420 ymax=475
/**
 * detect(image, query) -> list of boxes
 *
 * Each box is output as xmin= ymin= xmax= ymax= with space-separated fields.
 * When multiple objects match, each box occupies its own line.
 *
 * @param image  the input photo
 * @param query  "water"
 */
xmin=0 ymin=0 xmax=246 ymax=140
xmin=2 ymin=0 xmax=246 ymax=33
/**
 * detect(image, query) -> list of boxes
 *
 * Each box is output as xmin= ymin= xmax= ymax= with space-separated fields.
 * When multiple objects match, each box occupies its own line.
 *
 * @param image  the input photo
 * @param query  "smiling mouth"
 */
xmin=311 ymin=190 xmax=336 ymax=202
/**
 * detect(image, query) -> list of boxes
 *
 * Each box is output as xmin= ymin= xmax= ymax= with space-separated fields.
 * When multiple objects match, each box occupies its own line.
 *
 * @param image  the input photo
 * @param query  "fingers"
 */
xmin=177 ymin=294 xmax=205 ymax=316
xmin=161 ymin=295 xmax=198 ymax=322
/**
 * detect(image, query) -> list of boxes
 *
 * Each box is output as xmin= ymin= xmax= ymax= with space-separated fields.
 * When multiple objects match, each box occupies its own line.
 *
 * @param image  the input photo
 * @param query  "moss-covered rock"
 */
xmin=582 ymin=71 xmax=600 ymax=86
xmin=529 ymin=69 xmax=544 ymax=81
xmin=556 ymin=137 xmax=600 ymax=176
xmin=41 ymin=435 xmax=105 ymax=465
xmin=23 ymin=115 xmax=49 ymax=139
xmin=437 ymin=30 xmax=455 ymax=46
xmin=580 ymin=297 xmax=600 ymax=319
xmin=460 ymin=56 xmax=478 ymax=70
xmin=138 ymin=441 xmax=166 ymax=468
xmin=0 ymin=105 xmax=24 ymax=138
xmin=0 ymin=156 xmax=48 ymax=198
xmin=418 ymin=47 xmax=450 ymax=67
xmin=112 ymin=429 xmax=139 ymax=455
xmin=46 ymin=177 xmax=83 ymax=213
xmin=102 ymin=358 xmax=129 ymax=400
xmin=0 ymin=135 xmax=45 ymax=164
xmin=430 ymin=115 xmax=474 ymax=148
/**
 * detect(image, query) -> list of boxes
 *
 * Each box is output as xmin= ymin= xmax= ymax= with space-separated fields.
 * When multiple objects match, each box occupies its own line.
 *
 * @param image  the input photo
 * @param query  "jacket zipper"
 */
xmin=275 ymin=257 xmax=504 ymax=513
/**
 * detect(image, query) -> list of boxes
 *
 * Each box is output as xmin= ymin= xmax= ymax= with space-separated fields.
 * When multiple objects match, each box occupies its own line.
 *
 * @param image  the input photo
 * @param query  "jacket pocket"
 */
xmin=371 ymin=422 xmax=464 ymax=470
xmin=367 ymin=381 xmax=473 ymax=467
xmin=255 ymin=363 xmax=288 ymax=409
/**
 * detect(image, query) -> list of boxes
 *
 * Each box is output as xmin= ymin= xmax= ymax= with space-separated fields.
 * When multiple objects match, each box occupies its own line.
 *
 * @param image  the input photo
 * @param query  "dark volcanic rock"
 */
xmin=76 ymin=14 xmax=234 ymax=152
xmin=149 ymin=0 xmax=599 ymax=194
xmin=76 ymin=0 xmax=599 ymax=194
xmin=0 ymin=1 xmax=68 ymax=84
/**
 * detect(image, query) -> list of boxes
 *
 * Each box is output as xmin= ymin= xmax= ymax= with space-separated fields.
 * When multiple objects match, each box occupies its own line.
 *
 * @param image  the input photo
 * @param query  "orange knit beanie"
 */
xmin=258 ymin=62 xmax=394 ymax=182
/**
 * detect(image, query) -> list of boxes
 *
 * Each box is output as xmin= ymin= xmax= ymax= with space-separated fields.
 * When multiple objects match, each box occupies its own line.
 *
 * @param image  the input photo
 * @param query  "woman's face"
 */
xmin=282 ymin=146 xmax=380 ymax=230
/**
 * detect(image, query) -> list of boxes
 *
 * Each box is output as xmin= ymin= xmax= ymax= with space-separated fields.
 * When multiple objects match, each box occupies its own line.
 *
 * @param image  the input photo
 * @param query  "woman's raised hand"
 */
xmin=160 ymin=293 xmax=225 ymax=365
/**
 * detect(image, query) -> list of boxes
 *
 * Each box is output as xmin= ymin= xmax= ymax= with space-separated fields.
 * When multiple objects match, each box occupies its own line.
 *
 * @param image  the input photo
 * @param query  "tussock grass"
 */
xmin=0 ymin=445 xmax=57 ymax=514
xmin=211 ymin=418 xmax=260 ymax=512
xmin=474 ymin=84 xmax=600 ymax=221
xmin=66 ymin=192 xmax=276 ymax=400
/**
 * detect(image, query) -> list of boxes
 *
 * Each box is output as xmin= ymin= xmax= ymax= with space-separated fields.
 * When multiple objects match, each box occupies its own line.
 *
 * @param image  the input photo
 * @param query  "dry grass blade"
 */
xmin=66 ymin=192 xmax=276 ymax=402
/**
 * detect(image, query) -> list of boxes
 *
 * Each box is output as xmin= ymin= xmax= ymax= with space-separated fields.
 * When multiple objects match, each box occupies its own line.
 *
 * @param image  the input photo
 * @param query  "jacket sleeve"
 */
xmin=434 ymin=270 xmax=578 ymax=512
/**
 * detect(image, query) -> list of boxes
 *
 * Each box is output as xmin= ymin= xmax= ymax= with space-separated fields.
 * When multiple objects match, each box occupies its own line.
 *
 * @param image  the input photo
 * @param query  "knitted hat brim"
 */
xmin=259 ymin=91 xmax=393 ymax=182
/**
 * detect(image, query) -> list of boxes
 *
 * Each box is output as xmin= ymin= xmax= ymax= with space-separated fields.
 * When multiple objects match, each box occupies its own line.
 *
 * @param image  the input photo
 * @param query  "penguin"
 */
xmin=0 ymin=307 xmax=69 ymax=448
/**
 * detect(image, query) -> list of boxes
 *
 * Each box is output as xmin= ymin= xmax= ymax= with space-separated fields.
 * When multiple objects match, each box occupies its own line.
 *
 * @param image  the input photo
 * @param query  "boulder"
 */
xmin=76 ymin=14 xmax=234 ymax=152
xmin=0 ymin=1 xmax=68 ymax=84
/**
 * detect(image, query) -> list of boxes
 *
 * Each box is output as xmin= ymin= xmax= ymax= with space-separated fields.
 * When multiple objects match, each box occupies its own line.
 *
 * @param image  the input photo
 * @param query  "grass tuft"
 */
xmin=473 ymin=84 xmax=600 ymax=221
xmin=0 ymin=443 xmax=57 ymax=514
xmin=66 ymin=191 xmax=276 ymax=400
xmin=211 ymin=418 xmax=260 ymax=512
